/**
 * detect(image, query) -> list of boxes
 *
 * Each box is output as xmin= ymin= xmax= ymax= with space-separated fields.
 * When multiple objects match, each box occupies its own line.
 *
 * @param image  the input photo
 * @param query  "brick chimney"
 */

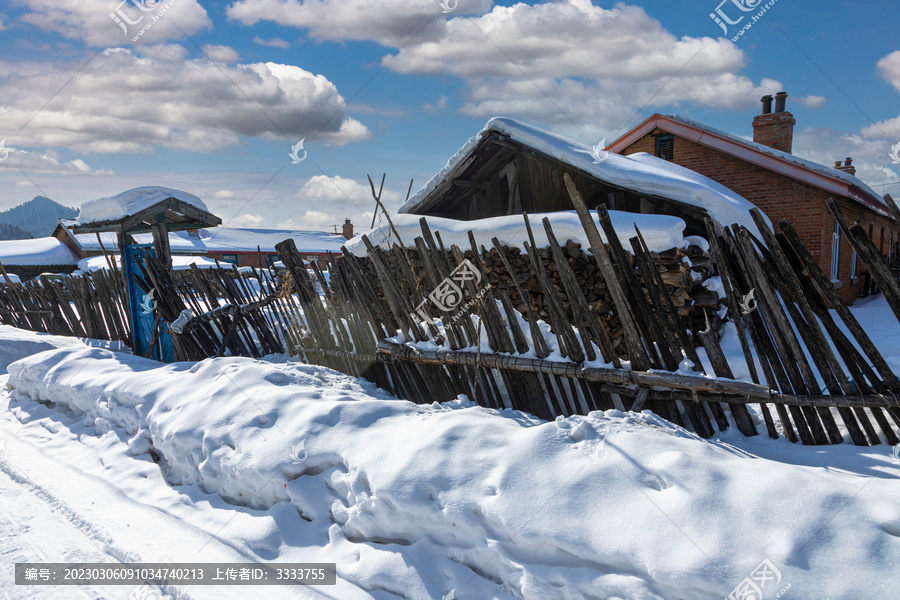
xmin=342 ymin=218 xmax=354 ymax=240
xmin=752 ymin=91 xmax=795 ymax=154
xmin=835 ymin=157 xmax=857 ymax=177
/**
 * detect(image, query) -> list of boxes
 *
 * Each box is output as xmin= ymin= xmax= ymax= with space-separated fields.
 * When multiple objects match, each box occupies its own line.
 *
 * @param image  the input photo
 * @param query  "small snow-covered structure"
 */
xmin=0 ymin=237 xmax=79 ymax=279
xmin=398 ymin=117 xmax=761 ymax=237
xmin=72 ymin=187 xmax=223 ymax=362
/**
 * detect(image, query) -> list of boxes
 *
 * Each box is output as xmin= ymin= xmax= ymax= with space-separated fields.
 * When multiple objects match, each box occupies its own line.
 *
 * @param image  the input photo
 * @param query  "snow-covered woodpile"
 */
xmin=363 ymin=238 xmax=720 ymax=350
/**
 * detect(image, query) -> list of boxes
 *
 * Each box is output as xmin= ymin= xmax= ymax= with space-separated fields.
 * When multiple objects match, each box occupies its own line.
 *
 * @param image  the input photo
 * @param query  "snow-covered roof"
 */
xmin=198 ymin=228 xmax=346 ymax=253
xmin=57 ymin=220 xmax=345 ymax=255
xmin=76 ymin=255 xmax=220 ymax=273
xmin=0 ymin=237 xmax=79 ymax=266
xmin=400 ymin=117 xmax=762 ymax=234
xmin=346 ymin=210 xmax=693 ymax=257
xmin=608 ymin=113 xmax=891 ymax=217
xmin=76 ymin=187 xmax=211 ymax=227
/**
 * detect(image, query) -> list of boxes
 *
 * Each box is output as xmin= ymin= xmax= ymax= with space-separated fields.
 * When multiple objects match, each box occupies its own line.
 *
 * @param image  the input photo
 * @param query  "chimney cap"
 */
xmin=775 ymin=91 xmax=788 ymax=96
xmin=834 ymin=160 xmax=842 ymax=167
xmin=761 ymin=94 xmax=774 ymax=100
xmin=344 ymin=217 xmax=351 ymax=224
xmin=844 ymin=157 xmax=853 ymax=165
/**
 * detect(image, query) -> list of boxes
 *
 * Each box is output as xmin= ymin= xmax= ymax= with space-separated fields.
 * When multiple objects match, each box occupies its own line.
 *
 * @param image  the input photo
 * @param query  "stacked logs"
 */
xmin=357 ymin=240 xmax=723 ymax=349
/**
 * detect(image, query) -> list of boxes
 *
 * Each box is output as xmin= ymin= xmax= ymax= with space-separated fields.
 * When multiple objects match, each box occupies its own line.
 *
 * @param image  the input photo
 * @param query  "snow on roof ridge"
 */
xmin=75 ymin=186 xmax=211 ymax=226
xmin=661 ymin=113 xmax=888 ymax=208
xmin=400 ymin=116 xmax=761 ymax=235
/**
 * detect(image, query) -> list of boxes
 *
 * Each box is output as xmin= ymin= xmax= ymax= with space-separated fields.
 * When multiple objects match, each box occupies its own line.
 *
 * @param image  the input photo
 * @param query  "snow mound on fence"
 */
xmin=0 ymin=237 xmax=79 ymax=266
xmin=76 ymin=186 xmax=209 ymax=225
xmin=75 ymin=254 xmax=220 ymax=273
xmin=346 ymin=210 xmax=689 ymax=256
xmin=6 ymin=346 xmax=900 ymax=599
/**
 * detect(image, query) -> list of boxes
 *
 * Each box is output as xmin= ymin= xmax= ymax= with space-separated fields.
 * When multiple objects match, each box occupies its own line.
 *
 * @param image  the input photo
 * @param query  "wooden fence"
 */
xmin=273 ymin=177 xmax=900 ymax=447
xmin=3 ymin=184 xmax=900 ymax=447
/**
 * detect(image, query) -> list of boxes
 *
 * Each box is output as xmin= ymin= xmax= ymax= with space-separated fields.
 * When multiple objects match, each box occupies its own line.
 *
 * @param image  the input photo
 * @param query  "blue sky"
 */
xmin=1 ymin=0 xmax=899 ymax=232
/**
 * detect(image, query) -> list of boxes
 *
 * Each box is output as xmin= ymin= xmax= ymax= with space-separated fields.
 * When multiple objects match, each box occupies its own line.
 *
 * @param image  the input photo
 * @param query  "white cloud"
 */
xmin=278 ymin=210 xmax=336 ymax=229
xmin=422 ymin=95 xmax=449 ymax=112
xmin=253 ymin=36 xmax=291 ymax=49
xmin=212 ymin=190 xmax=237 ymax=199
xmin=137 ymin=44 xmax=189 ymax=62
xmin=878 ymin=51 xmax=900 ymax=93
xmin=0 ymin=143 xmax=101 ymax=174
xmin=227 ymin=0 xmax=492 ymax=45
xmin=796 ymin=95 xmax=826 ymax=108
xmin=296 ymin=174 xmax=400 ymax=206
xmin=228 ymin=213 xmax=266 ymax=227
xmin=202 ymin=44 xmax=240 ymax=63
xmin=792 ymin=127 xmax=900 ymax=191
xmin=228 ymin=0 xmax=818 ymax=140
xmin=18 ymin=0 xmax=211 ymax=47
xmin=0 ymin=47 xmax=370 ymax=153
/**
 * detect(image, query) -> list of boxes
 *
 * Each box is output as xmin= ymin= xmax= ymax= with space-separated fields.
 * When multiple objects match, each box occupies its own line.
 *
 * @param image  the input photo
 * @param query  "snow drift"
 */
xmin=6 ymin=344 xmax=900 ymax=599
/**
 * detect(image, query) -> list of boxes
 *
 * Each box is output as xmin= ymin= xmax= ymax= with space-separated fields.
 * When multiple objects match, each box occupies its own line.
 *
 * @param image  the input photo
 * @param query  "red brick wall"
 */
xmin=622 ymin=130 xmax=898 ymax=302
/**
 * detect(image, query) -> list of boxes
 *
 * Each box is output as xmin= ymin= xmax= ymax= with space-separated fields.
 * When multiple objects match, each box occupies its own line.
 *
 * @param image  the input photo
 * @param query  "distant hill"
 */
xmin=0 ymin=196 xmax=78 ymax=238
xmin=0 ymin=222 xmax=33 ymax=240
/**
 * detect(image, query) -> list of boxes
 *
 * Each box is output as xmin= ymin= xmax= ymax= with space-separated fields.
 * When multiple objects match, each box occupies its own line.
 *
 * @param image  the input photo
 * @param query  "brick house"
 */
xmin=607 ymin=93 xmax=897 ymax=302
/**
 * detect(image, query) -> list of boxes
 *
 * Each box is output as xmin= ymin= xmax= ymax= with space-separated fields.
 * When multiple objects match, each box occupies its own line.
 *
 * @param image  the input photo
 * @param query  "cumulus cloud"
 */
xmin=228 ymin=213 xmax=266 ymax=227
xmin=278 ymin=210 xmax=336 ymax=229
xmin=792 ymin=127 xmax=900 ymax=191
xmin=0 ymin=143 xmax=103 ymax=174
xmin=796 ymin=95 xmax=827 ymax=108
xmin=422 ymin=95 xmax=449 ymax=112
xmin=212 ymin=190 xmax=237 ymax=199
xmin=878 ymin=51 xmax=900 ymax=93
xmin=0 ymin=47 xmax=370 ymax=153
xmin=18 ymin=0 xmax=212 ymax=47
xmin=202 ymin=44 xmax=240 ymax=63
xmin=227 ymin=0 xmax=492 ymax=45
xmin=227 ymin=0 xmax=820 ymax=140
xmin=253 ymin=36 xmax=291 ymax=49
xmin=296 ymin=174 xmax=401 ymax=206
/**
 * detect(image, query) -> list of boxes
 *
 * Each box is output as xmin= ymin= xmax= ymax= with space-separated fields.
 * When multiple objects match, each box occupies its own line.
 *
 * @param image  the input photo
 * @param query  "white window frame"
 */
xmin=830 ymin=219 xmax=841 ymax=282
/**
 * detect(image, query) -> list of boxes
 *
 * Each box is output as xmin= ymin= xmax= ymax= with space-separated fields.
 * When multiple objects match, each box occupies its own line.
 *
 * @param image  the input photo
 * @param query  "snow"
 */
xmin=1 ymin=273 xmax=21 ymax=284
xmin=199 ymin=227 xmax=346 ymax=253
xmin=59 ymin=218 xmax=344 ymax=255
xmin=399 ymin=117 xmax=763 ymax=234
xmin=663 ymin=114 xmax=890 ymax=213
xmin=346 ymin=210 xmax=690 ymax=257
xmin=0 ymin=237 xmax=79 ymax=266
xmin=3 ymin=294 xmax=900 ymax=597
xmin=75 ymin=254 xmax=222 ymax=273
xmin=75 ymin=186 xmax=210 ymax=226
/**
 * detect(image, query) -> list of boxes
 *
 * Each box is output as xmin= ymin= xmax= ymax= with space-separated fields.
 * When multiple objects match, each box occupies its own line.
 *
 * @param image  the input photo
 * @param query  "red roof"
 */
xmin=607 ymin=113 xmax=892 ymax=219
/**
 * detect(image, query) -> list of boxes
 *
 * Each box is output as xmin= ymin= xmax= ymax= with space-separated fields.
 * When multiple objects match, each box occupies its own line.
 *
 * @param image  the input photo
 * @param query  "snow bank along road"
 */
xmin=1 ymin=317 xmax=900 ymax=599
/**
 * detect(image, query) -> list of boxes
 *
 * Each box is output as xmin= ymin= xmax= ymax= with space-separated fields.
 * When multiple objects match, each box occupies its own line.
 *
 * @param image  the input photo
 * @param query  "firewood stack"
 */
xmin=358 ymin=239 xmax=722 ymax=350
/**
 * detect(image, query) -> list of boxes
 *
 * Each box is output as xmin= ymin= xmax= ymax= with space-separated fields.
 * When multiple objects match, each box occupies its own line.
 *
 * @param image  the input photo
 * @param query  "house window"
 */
xmin=850 ymin=221 xmax=858 ymax=279
xmin=220 ymin=253 xmax=238 ymax=265
xmin=266 ymin=254 xmax=279 ymax=267
xmin=655 ymin=135 xmax=674 ymax=161
xmin=830 ymin=219 xmax=841 ymax=282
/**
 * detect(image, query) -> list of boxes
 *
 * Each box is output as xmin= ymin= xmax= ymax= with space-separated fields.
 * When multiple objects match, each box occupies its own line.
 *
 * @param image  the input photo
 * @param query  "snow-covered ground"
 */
xmin=2 ymin=298 xmax=900 ymax=599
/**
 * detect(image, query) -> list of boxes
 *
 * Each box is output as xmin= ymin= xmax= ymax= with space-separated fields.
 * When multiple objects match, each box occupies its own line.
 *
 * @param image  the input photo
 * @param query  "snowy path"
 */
xmin=2 ymin=307 xmax=900 ymax=599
